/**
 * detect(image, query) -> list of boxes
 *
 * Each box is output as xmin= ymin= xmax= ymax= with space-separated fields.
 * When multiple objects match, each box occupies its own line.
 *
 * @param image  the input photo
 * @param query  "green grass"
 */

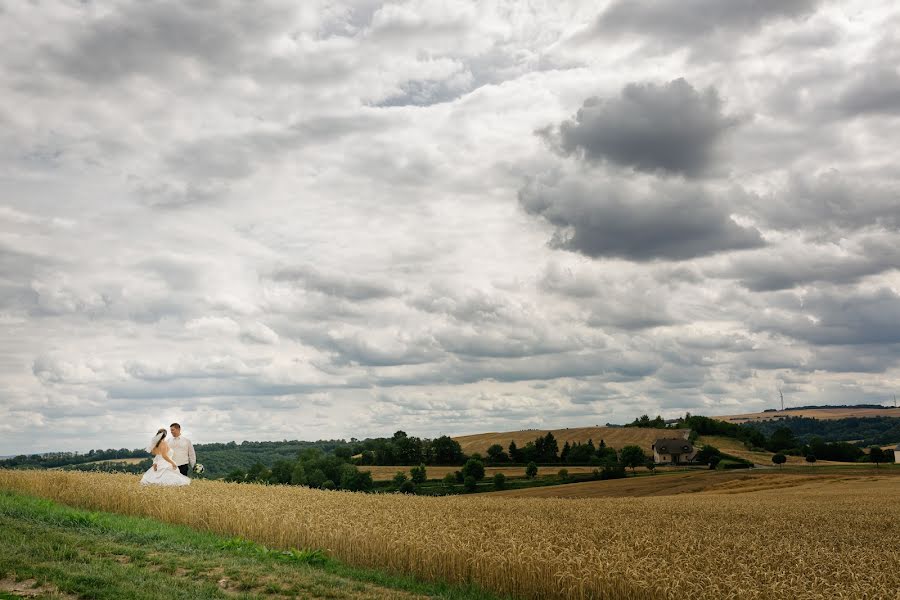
xmin=0 ymin=490 xmax=506 ymax=600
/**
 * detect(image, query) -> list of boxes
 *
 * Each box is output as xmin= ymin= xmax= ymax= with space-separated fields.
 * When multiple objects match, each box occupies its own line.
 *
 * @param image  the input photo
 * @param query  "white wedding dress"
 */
xmin=140 ymin=448 xmax=191 ymax=486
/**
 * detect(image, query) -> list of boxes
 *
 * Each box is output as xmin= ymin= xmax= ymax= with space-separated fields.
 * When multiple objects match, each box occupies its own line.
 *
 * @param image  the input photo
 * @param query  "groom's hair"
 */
xmin=170 ymin=423 xmax=181 ymax=429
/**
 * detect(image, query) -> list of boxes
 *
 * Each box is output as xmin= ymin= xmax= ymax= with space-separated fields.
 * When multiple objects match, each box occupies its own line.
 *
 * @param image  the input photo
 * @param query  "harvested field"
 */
xmin=715 ymin=407 xmax=900 ymax=423
xmin=3 ymin=469 xmax=899 ymax=600
xmin=485 ymin=468 xmax=900 ymax=498
xmin=452 ymin=426 xmax=682 ymax=455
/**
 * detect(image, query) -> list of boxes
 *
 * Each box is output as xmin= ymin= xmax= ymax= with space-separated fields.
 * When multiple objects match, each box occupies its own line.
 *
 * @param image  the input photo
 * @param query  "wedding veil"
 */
xmin=145 ymin=430 xmax=165 ymax=453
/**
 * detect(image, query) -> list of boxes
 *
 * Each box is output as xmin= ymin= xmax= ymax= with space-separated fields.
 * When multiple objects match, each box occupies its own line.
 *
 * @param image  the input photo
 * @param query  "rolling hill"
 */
xmin=452 ymin=426 xmax=685 ymax=455
xmin=714 ymin=407 xmax=900 ymax=423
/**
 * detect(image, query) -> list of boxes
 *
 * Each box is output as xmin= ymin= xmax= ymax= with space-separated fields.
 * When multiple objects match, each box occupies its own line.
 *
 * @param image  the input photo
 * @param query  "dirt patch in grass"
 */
xmin=0 ymin=578 xmax=77 ymax=599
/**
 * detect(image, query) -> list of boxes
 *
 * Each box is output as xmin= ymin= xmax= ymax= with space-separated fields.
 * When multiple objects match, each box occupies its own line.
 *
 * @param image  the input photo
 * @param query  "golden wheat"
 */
xmin=2 ymin=469 xmax=898 ymax=600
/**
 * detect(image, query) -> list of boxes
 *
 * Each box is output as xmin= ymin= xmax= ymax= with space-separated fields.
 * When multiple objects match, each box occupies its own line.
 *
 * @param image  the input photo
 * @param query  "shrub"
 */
xmin=409 ymin=464 xmax=427 ymax=485
xmin=398 ymin=480 xmax=416 ymax=494
xmin=463 ymin=476 xmax=477 ymax=492
xmin=557 ymin=469 xmax=569 ymax=481
xmin=493 ymin=472 xmax=506 ymax=490
xmin=772 ymin=453 xmax=787 ymax=468
xmin=339 ymin=466 xmax=373 ymax=492
xmin=462 ymin=458 xmax=485 ymax=482
xmin=805 ymin=454 xmax=817 ymax=463
xmin=392 ymin=472 xmax=408 ymax=488
xmin=599 ymin=465 xmax=626 ymax=480
xmin=525 ymin=462 xmax=538 ymax=479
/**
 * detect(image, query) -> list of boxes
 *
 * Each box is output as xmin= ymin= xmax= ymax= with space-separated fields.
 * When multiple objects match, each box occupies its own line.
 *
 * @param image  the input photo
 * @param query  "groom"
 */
xmin=169 ymin=422 xmax=196 ymax=476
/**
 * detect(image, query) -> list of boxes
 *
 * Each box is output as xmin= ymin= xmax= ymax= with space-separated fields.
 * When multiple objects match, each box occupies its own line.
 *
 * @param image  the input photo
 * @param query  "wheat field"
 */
xmin=2 ymin=469 xmax=898 ymax=600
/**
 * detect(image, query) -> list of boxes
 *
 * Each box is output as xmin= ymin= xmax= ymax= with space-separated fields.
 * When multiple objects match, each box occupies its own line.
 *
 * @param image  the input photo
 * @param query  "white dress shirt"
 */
xmin=169 ymin=435 xmax=196 ymax=467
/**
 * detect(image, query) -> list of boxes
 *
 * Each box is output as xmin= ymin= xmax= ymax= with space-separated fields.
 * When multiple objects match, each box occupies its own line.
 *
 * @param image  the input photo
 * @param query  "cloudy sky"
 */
xmin=2 ymin=1 xmax=899 ymax=454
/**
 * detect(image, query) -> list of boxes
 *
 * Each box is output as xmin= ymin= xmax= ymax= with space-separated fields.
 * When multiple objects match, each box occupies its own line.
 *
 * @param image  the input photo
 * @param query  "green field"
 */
xmin=0 ymin=490 xmax=502 ymax=600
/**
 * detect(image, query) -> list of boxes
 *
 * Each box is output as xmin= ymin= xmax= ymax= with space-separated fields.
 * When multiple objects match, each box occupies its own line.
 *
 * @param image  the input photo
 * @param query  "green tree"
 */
xmin=462 ymin=458 xmax=485 ymax=482
xmin=508 ymin=440 xmax=523 ymax=463
xmin=768 ymin=427 xmax=797 ymax=453
xmin=619 ymin=445 xmax=648 ymax=474
xmin=409 ymin=464 xmax=427 ymax=484
xmin=542 ymin=432 xmax=560 ymax=462
xmin=645 ymin=459 xmax=656 ymax=474
xmin=246 ymin=462 xmax=271 ymax=483
xmin=805 ymin=454 xmax=817 ymax=463
xmin=772 ymin=453 xmax=787 ymax=468
xmin=392 ymin=471 xmax=408 ymax=488
xmin=398 ymin=479 xmax=416 ymax=494
xmin=430 ymin=436 xmax=465 ymax=465
xmin=492 ymin=472 xmax=506 ymax=490
xmin=463 ymin=475 xmax=477 ymax=492
xmin=269 ymin=460 xmax=293 ymax=484
xmin=694 ymin=445 xmax=722 ymax=465
xmin=339 ymin=466 xmax=373 ymax=492
xmin=224 ymin=469 xmax=246 ymax=483
xmin=558 ymin=468 xmax=569 ymax=481
xmin=486 ymin=444 xmax=508 ymax=464
xmin=525 ymin=461 xmax=538 ymax=479
xmin=560 ymin=441 xmax=571 ymax=463
xmin=869 ymin=446 xmax=886 ymax=468
xmin=290 ymin=464 xmax=306 ymax=485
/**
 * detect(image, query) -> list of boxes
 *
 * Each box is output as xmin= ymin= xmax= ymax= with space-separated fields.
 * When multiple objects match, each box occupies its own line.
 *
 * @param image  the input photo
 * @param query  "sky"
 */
xmin=2 ymin=0 xmax=899 ymax=455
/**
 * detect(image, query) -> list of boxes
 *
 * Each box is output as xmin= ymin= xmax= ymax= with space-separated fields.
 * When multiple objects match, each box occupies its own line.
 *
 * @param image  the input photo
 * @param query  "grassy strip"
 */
xmin=0 ymin=490 xmax=505 ymax=600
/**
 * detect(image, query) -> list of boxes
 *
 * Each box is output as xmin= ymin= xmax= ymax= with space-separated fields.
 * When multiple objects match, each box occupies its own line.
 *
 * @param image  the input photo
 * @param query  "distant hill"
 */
xmin=714 ymin=407 xmax=900 ymax=424
xmin=453 ymin=426 xmax=685 ymax=455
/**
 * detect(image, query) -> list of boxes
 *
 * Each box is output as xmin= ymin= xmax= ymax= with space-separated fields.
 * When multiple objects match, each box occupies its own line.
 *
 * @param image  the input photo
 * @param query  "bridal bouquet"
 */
xmin=193 ymin=463 xmax=205 ymax=475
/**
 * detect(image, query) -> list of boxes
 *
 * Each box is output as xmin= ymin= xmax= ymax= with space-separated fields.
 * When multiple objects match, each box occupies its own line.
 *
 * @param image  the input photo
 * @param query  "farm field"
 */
xmin=2 ymin=469 xmax=899 ymax=599
xmin=694 ymin=435 xmax=855 ymax=466
xmin=452 ymin=426 xmax=681 ymax=455
xmin=485 ymin=467 xmax=900 ymax=498
xmin=714 ymin=406 xmax=900 ymax=423
xmin=0 ymin=489 xmax=495 ymax=600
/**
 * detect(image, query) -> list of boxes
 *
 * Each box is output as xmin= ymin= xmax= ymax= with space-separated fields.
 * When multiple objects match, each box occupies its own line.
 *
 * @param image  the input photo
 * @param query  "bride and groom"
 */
xmin=140 ymin=422 xmax=196 ymax=486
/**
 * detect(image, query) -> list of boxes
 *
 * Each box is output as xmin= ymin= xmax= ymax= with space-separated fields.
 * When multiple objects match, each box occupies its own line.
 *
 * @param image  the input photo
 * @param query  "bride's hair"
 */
xmin=147 ymin=428 xmax=167 ymax=453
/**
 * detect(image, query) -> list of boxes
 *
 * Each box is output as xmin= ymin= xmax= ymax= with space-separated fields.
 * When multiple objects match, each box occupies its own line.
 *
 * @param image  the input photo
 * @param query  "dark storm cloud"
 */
xmin=718 ymin=237 xmax=900 ymax=291
xmin=744 ymin=171 xmax=900 ymax=232
xmin=548 ymin=79 xmax=741 ymax=177
xmin=752 ymin=287 xmax=900 ymax=346
xmin=594 ymin=0 xmax=821 ymax=43
xmin=519 ymin=175 xmax=764 ymax=261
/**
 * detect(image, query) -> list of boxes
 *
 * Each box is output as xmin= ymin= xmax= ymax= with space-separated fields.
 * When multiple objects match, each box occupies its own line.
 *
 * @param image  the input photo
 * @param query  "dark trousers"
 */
xmin=178 ymin=464 xmax=190 ymax=476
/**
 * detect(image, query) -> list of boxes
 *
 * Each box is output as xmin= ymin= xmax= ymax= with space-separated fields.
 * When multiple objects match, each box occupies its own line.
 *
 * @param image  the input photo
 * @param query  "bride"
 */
xmin=140 ymin=428 xmax=191 ymax=486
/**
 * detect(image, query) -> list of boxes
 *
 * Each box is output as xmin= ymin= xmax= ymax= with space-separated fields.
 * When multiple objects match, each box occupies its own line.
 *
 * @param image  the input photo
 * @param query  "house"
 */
xmin=652 ymin=438 xmax=696 ymax=464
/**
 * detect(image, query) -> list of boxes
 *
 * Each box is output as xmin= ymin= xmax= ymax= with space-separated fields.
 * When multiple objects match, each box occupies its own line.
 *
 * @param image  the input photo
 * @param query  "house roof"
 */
xmin=653 ymin=439 xmax=694 ymax=453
